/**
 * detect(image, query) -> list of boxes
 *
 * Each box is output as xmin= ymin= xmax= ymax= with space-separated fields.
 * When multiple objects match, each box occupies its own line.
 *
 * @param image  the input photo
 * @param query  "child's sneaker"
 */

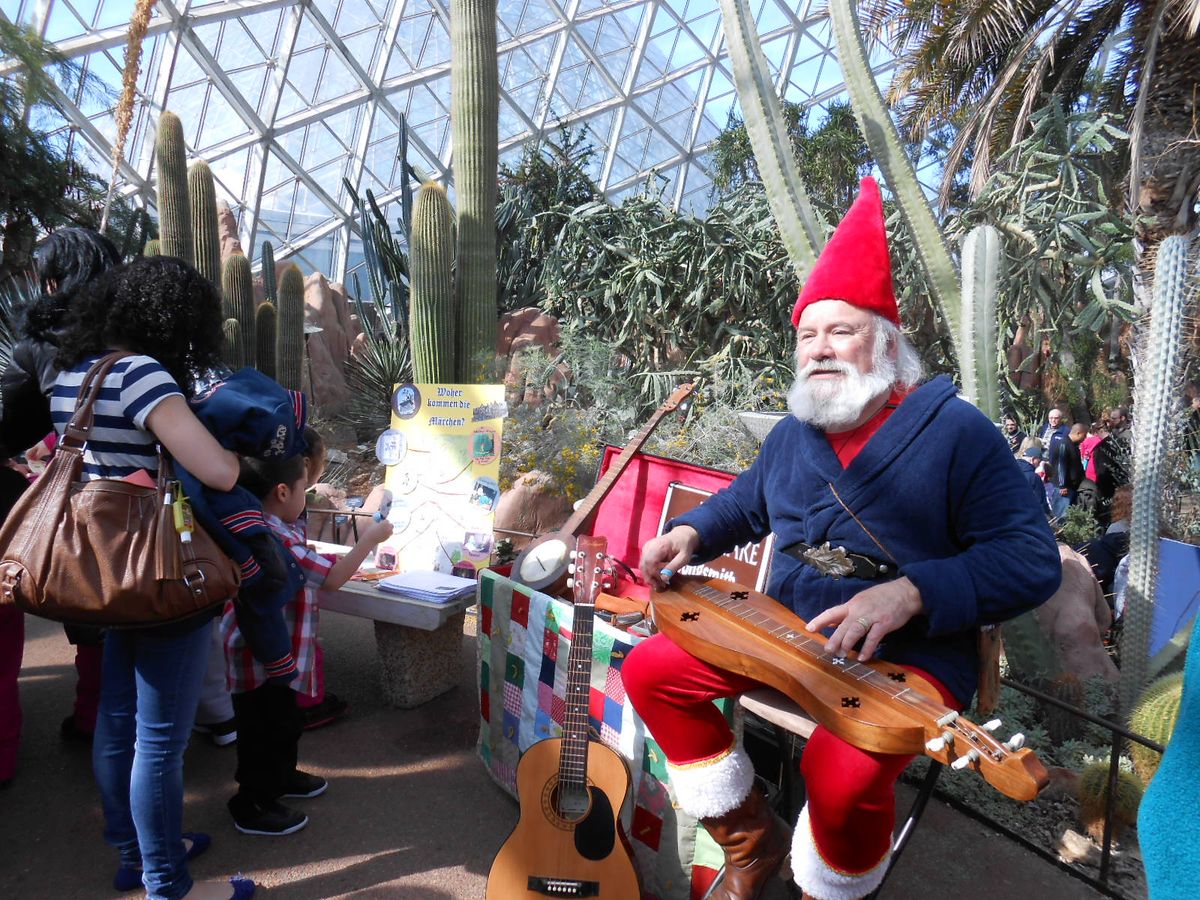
xmin=228 ymin=795 xmax=308 ymax=836
xmin=193 ymin=717 xmax=237 ymax=747
xmin=301 ymin=694 xmax=349 ymax=730
xmin=279 ymin=770 xmax=328 ymax=799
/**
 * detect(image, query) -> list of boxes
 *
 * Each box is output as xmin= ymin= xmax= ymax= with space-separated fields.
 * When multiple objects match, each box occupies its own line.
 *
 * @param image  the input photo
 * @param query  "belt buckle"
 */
xmin=802 ymin=542 xmax=855 ymax=578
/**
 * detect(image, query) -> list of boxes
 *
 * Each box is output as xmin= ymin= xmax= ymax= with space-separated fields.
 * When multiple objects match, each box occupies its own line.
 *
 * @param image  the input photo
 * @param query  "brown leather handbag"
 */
xmin=0 ymin=353 xmax=241 ymax=627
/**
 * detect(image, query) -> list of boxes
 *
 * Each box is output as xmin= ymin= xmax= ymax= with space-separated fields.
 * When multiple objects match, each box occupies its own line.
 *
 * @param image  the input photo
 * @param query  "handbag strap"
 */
xmin=61 ymin=352 xmax=137 ymax=452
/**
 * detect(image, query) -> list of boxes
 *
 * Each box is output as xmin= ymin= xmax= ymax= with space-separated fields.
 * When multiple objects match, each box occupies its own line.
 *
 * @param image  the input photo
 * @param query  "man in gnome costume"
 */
xmin=623 ymin=177 xmax=1061 ymax=900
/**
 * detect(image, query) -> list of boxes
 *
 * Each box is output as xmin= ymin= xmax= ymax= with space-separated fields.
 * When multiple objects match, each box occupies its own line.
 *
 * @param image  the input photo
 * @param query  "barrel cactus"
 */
xmin=1129 ymin=672 xmax=1184 ymax=784
xmin=221 ymin=252 xmax=255 ymax=370
xmin=275 ymin=264 xmax=306 ymax=391
xmin=154 ymin=111 xmax=192 ymax=266
xmin=255 ymin=301 xmax=277 ymax=380
xmin=188 ymin=160 xmax=221 ymax=289
xmin=450 ymin=0 xmax=499 ymax=382
xmin=409 ymin=183 xmax=456 ymax=383
xmin=1076 ymin=762 xmax=1143 ymax=842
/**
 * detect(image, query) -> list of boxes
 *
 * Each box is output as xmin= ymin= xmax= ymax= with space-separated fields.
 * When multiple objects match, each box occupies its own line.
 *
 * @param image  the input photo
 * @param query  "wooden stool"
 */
xmin=717 ymin=688 xmax=944 ymax=900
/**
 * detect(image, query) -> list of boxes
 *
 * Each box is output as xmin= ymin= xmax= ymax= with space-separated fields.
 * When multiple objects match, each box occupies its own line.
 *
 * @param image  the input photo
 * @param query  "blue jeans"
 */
xmin=93 ymin=620 xmax=211 ymax=899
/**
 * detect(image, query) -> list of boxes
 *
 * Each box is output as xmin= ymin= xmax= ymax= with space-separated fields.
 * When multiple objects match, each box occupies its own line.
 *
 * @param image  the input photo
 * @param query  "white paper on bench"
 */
xmin=376 ymin=570 xmax=477 ymax=604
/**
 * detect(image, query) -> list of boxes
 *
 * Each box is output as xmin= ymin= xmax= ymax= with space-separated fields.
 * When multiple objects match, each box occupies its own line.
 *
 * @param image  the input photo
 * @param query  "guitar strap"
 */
xmin=825 ymin=482 xmax=1002 ymax=711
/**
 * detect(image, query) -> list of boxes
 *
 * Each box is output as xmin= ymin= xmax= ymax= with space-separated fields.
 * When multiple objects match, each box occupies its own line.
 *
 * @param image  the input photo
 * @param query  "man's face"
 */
xmin=1048 ymin=411 xmax=1063 ymax=427
xmin=1004 ymin=418 xmax=1018 ymax=433
xmin=794 ymin=299 xmax=879 ymax=378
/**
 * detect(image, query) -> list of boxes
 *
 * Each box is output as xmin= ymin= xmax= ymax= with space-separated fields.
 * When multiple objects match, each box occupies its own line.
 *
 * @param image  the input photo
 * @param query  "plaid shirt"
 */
xmin=222 ymin=513 xmax=333 ymax=696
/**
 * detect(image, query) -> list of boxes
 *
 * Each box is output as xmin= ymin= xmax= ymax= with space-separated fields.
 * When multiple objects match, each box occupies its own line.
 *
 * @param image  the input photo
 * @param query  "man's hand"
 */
xmin=640 ymin=526 xmax=700 ymax=589
xmin=805 ymin=577 xmax=925 ymax=662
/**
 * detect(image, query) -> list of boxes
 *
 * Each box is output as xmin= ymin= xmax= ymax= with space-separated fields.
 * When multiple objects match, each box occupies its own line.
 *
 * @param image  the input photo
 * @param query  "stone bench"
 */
xmin=319 ymin=579 xmax=471 ymax=709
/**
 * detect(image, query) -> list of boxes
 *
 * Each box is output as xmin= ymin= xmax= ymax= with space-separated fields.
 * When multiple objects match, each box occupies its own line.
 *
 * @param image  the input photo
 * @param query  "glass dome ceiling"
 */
xmin=2 ymin=0 xmax=894 ymax=286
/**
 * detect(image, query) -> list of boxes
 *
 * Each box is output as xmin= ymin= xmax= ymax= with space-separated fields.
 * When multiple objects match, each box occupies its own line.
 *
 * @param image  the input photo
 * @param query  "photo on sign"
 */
xmin=391 ymin=384 xmax=422 ymax=419
xmin=375 ymin=429 xmax=406 ymax=466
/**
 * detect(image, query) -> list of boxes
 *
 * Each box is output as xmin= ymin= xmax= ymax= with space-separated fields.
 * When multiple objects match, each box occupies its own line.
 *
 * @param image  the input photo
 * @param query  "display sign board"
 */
xmin=377 ymin=382 xmax=507 ymax=577
xmin=657 ymin=482 xmax=774 ymax=591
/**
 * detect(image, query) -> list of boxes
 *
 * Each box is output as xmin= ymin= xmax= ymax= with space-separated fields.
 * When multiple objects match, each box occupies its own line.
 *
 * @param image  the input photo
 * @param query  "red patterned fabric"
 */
xmin=791 ymin=177 xmax=898 ymax=327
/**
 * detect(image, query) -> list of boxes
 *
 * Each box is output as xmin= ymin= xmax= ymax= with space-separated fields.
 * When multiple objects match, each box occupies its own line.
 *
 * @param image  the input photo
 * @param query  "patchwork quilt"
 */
xmin=476 ymin=569 xmax=729 ymax=899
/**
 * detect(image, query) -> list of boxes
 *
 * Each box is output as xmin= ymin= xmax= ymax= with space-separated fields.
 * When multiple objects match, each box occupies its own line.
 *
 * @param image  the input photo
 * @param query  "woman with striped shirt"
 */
xmin=52 ymin=256 xmax=254 ymax=900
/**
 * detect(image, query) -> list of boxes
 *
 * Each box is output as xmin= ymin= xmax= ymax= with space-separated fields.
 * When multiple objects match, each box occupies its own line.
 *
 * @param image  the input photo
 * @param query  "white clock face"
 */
xmin=519 ymin=538 xmax=569 ymax=581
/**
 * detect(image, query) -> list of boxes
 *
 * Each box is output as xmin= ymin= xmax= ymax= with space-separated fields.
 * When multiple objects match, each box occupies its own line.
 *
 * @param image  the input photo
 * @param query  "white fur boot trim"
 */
xmin=791 ymin=804 xmax=891 ymax=900
xmin=666 ymin=745 xmax=756 ymax=819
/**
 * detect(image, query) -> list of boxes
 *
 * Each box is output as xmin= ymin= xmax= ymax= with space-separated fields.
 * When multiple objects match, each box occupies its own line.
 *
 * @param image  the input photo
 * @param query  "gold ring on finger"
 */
xmin=855 ymin=616 xmax=873 ymax=630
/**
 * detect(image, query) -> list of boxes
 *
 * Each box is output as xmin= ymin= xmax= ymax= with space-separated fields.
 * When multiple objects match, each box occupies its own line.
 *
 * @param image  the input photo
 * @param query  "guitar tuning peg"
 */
xmin=565 ymin=578 xmax=574 ymax=588
xmin=925 ymin=729 xmax=955 ymax=753
xmin=567 ymin=564 xmax=575 ymax=574
xmin=982 ymin=719 xmax=1002 ymax=732
xmin=951 ymin=749 xmax=981 ymax=771
xmin=1005 ymin=733 xmax=1026 ymax=751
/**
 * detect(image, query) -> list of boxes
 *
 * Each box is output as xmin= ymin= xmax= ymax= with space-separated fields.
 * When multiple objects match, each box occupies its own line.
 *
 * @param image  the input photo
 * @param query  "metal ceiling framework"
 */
xmin=2 ymin=0 xmax=898 ymax=286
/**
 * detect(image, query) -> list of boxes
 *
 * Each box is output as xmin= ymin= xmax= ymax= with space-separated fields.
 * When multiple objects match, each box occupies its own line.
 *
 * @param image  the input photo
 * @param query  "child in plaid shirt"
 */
xmin=222 ymin=453 xmax=392 ymax=836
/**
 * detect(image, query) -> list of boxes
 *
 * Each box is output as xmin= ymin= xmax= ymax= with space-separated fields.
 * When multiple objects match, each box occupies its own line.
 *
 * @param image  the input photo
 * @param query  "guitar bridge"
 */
xmin=527 ymin=876 xmax=600 ymax=897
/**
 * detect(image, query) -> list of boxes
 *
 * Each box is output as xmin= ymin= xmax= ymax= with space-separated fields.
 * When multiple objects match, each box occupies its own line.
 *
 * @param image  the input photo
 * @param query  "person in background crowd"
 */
xmin=623 ymin=178 xmax=1060 ymax=900
xmin=1051 ymin=423 xmax=1086 ymax=518
xmin=1039 ymin=408 xmax=1069 ymax=457
xmin=1003 ymin=414 xmax=1027 ymax=456
xmin=1107 ymin=406 xmax=1131 ymax=441
xmin=1018 ymin=447 xmax=1053 ymax=517
xmin=1080 ymin=422 xmax=1106 ymax=483
xmin=52 ymin=256 xmax=254 ymax=899
xmin=0 ymin=229 xmax=123 ymax=784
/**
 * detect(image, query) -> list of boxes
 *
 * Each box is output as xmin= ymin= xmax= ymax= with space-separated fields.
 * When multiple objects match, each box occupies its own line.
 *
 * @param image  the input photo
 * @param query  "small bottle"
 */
xmin=172 ymin=494 xmax=194 ymax=544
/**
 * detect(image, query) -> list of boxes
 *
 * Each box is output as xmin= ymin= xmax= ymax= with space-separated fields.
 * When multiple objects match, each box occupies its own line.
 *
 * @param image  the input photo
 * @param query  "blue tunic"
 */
xmin=670 ymin=375 xmax=1061 ymax=704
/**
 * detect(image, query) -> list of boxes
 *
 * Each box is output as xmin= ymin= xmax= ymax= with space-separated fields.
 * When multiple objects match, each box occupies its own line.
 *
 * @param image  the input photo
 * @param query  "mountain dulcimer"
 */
xmin=652 ymin=576 xmax=1048 ymax=802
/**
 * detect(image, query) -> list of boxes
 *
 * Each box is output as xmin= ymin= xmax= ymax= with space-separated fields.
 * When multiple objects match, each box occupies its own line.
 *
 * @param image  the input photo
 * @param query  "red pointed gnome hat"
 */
xmin=791 ymin=176 xmax=898 ymax=327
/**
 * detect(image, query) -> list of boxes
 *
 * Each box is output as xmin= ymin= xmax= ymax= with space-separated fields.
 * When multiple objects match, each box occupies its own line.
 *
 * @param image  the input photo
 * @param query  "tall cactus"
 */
xmin=1120 ymin=234 xmax=1194 ymax=715
xmin=221 ymin=252 xmax=255 ymax=370
xmin=959 ymin=225 xmax=1003 ymax=420
xmin=189 ymin=160 xmax=221 ymax=289
xmin=154 ymin=111 xmax=193 ymax=266
xmin=826 ymin=0 xmax=961 ymax=352
xmin=450 ymin=0 xmax=499 ymax=382
xmin=261 ymin=240 xmax=277 ymax=304
xmin=255 ymin=301 xmax=277 ymax=380
xmin=222 ymin=318 xmax=244 ymax=369
xmin=276 ymin=264 xmax=306 ymax=391
xmin=410 ymin=184 xmax=456 ymax=383
xmin=717 ymin=0 xmax=823 ymax=279
xmin=142 ymin=239 xmax=161 ymax=257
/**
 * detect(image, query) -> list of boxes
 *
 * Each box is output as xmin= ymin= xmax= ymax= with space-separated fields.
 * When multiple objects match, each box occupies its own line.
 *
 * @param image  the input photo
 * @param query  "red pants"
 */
xmin=622 ymin=633 xmax=958 ymax=875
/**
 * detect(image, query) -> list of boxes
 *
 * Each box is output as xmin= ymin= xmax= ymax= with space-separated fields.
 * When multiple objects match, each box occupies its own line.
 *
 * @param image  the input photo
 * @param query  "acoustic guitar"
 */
xmin=486 ymin=535 xmax=641 ymax=899
xmin=653 ymin=576 xmax=1049 ymax=802
xmin=512 ymin=383 xmax=695 ymax=595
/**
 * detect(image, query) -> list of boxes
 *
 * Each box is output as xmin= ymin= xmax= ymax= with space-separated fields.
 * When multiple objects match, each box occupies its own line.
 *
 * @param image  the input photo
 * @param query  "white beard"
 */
xmin=787 ymin=356 xmax=896 ymax=431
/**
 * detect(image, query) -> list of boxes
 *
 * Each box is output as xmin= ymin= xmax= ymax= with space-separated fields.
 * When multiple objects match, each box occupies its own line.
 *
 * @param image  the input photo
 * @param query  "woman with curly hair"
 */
xmin=51 ymin=255 xmax=254 ymax=900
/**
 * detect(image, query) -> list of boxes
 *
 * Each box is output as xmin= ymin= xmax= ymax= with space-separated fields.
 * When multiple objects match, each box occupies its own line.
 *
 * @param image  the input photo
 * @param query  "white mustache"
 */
xmin=796 ymin=359 xmax=854 ymax=380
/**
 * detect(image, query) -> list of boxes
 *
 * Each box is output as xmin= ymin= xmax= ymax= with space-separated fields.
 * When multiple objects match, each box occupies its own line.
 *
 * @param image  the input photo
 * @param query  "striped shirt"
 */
xmin=51 ymin=354 xmax=182 ymax=480
xmin=221 ymin=513 xmax=334 ymax=696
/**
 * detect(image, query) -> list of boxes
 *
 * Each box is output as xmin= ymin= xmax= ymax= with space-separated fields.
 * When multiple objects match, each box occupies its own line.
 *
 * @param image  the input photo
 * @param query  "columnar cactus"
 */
xmin=716 ymin=0 xmax=823 ymax=279
xmin=1129 ymin=673 xmax=1184 ymax=783
xmin=826 ymin=0 xmax=961 ymax=352
xmin=450 ymin=0 xmax=499 ymax=382
xmin=959 ymin=225 xmax=1003 ymax=421
xmin=255 ymin=301 xmax=277 ymax=380
xmin=1120 ymin=234 xmax=1193 ymax=714
xmin=221 ymin=252 xmax=255 ymax=370
xmin=276 ymin=264 xmax=306 ymax=391
xmin=261 ymin=240 xmax=277 ymax=304
xmin=154 ymin=111 xmax=192 ymax=266
xmin=409 ymin=183 xmax=456 ymax=383
xmin=222 ymin=318 xmax=244 ymax=369
xmin=142 ymin=239 xmax=161 ymax=257
xmin=189 ymin=160 xmax=221 ymax=289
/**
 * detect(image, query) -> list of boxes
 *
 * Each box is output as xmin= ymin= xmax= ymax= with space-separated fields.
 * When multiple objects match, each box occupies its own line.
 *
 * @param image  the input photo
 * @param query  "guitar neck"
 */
xmin=557 ymin=599 xmax=595 ymax=792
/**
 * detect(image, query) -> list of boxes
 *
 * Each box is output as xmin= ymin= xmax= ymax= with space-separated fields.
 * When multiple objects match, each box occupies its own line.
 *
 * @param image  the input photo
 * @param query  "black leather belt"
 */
xmin=780 ymin=541 xmax=896 ymax=580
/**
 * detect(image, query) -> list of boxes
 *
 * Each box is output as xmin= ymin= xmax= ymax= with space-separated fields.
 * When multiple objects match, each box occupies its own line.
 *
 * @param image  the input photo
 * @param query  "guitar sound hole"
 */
xmin=553 ymin=783 xmax=591 ymax=823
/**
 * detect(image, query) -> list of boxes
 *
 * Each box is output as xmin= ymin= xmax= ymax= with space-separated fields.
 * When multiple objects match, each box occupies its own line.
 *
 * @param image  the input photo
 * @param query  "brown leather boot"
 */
xmin=702 ymin=785 xmax=791 ymax=900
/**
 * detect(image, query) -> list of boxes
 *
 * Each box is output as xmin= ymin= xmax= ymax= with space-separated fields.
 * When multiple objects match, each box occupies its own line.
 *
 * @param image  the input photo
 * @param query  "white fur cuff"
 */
xmin=792 ymin=804 xmax=891 ymax=900
xmin=667 ymin=745 xmax=756 ymax=819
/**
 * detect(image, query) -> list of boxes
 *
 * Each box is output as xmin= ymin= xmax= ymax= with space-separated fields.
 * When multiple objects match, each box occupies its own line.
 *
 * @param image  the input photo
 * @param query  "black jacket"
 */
xmin=0 ymin=338 xmax=59 ymax=458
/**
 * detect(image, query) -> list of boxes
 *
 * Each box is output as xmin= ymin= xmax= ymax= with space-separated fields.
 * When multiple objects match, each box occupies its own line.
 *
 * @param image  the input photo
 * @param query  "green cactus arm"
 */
xmin=716 ymin=0 xmax=823 ymax=279
xmin=826 ymin=0 xmax=961 ymax=350
xmin=276 ymin=264 xmax=306 ymax=391
xmin=261 ymin=241 xmax=277 ymax=304
xmin=959 ymin=225 xmax=1003 ymax=420
xmin=255 ymin=301 xmax=278 ymax=381
xmin=221 ymin=252 xmax=256 ymax=370
xmin=451 ymin=0 xmax=499 ymax=382
xmin=409 ymin=183 xmax=456 ymax=383
xmin=188 ymin=160 xmax=221 ymax=290
xmin=1120 ymin=234 xmax=1194 ymax=716
xmin=154 ymin=111 xmax=193 ymax=266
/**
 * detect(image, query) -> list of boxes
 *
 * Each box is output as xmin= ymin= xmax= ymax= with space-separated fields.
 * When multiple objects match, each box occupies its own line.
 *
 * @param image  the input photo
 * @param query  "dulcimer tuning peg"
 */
xmin=982 ymin=719 xmax=1002 ymax=732
xmin=566 ymin=578 xmax=574 ymax=588
xmin=925 ymin=730 xmax=955 ymax=753
xmin=951 ymin=749 xmax=981 ymax=771
xmin=1005 ymin=733 xmax=1026 ymax=751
